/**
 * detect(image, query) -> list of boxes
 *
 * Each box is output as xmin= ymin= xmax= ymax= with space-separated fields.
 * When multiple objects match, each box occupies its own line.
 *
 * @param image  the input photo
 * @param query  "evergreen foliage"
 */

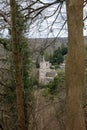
xmin=14 ymin=3 xmax=31 ymax=92
xmin=61 ymin=43 xmax=67 ymax=55
xmin=0 ymin=38 xmax=11 ymax=50
xmin=36 ymin=57 xmax=40 ymax=68
xmin=50 ymin=44 xmax=67 ymax=65
xmin=46 ymin=71 xmax=65 ymax=94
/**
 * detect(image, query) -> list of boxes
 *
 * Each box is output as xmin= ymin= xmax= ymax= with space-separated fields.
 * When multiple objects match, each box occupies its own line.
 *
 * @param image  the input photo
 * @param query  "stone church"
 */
xmin=39 ymin=57 xmax=57 ymax=84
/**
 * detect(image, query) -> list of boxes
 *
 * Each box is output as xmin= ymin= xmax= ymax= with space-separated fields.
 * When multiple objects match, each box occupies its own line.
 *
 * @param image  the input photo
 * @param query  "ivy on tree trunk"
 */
xmin=10 ymin=0 xmax=26 ymax=130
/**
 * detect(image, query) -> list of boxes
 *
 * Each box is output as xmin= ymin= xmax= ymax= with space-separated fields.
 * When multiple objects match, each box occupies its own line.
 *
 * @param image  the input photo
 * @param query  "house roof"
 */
xmin=46 ymin=71 xmax=56 ymax=77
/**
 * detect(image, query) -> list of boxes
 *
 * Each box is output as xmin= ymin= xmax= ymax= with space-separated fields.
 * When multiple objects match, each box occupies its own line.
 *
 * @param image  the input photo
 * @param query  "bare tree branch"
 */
xmin=0 ymin=10 xmax=11 ymax=26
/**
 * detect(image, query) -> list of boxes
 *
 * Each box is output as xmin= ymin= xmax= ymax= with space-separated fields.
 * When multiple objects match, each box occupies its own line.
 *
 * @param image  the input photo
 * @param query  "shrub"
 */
xmin=46 ymin=71 xmax=65 ymax=94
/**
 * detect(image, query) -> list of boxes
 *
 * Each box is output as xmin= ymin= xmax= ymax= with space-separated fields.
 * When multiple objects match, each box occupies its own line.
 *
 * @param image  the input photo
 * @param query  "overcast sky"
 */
xmin=1 ymin=0 xmax=87 ymax=38
xmin=27 ymin=1 xmax=67 ymax=38
xmin=26 ymin=1 xmax=87 ymax=38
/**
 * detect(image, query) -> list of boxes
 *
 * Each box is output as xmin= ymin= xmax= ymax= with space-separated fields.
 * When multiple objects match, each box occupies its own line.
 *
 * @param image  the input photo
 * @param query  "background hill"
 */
xmin=28 ymin=36 xmax=87 ymax=60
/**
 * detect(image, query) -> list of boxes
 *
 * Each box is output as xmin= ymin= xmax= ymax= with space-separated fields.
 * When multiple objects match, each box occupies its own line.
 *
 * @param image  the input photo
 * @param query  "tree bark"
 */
xmin=66 ymin=0 xmax=86 ymax=130
xmin=10 ymin=0 xmax=26 ymax=130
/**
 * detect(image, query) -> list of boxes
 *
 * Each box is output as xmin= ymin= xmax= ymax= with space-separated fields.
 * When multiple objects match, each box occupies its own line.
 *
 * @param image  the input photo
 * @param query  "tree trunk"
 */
xmin=10 ymin=0 xmax=26 ymax=130
xmin=66 ymin=0 xmax=86 ymax=130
